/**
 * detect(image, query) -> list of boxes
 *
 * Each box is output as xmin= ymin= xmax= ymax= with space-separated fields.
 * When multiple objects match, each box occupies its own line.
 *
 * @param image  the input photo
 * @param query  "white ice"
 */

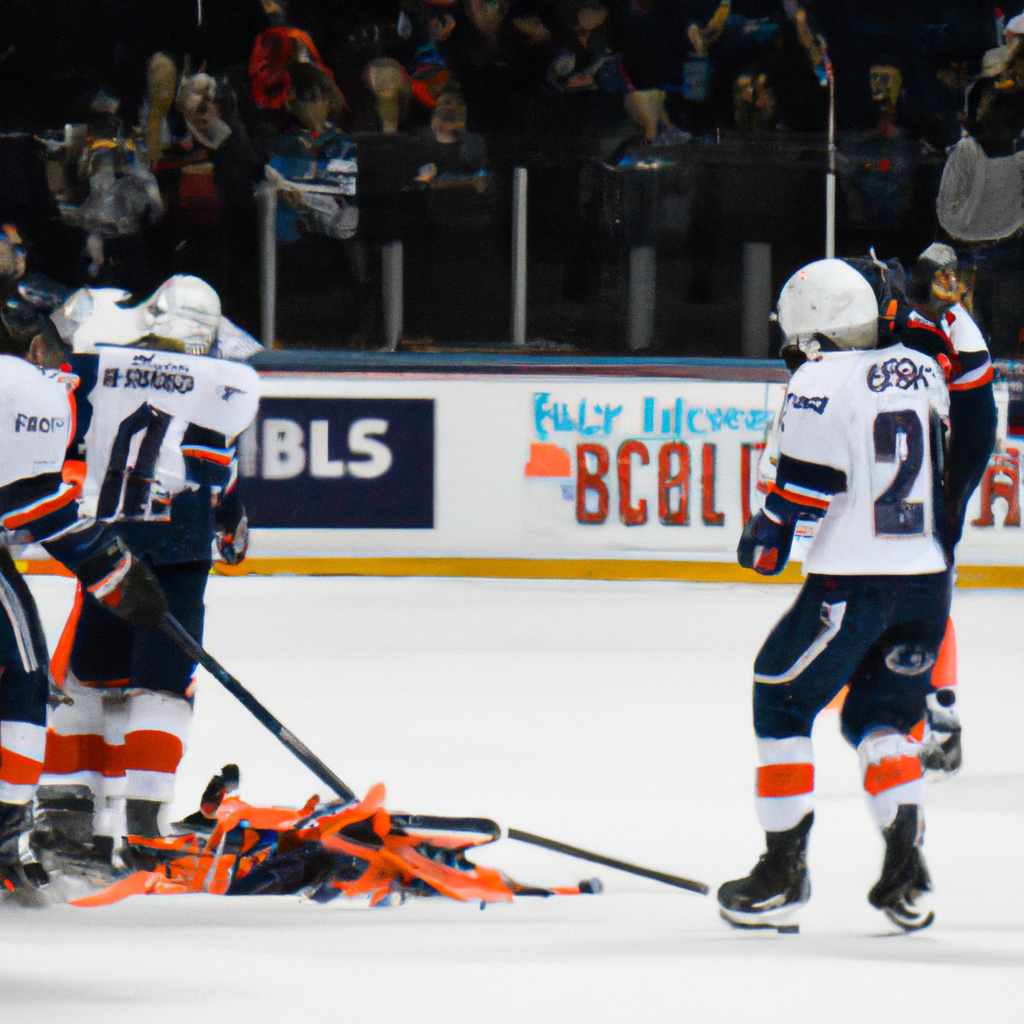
xmin=3 ymin=575 xmax=1021 ymax=1023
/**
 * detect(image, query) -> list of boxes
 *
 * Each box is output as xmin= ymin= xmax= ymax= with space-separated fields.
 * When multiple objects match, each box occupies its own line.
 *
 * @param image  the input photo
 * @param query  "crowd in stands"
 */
xmin=0 ymin=1 xmax=1020 ymax=352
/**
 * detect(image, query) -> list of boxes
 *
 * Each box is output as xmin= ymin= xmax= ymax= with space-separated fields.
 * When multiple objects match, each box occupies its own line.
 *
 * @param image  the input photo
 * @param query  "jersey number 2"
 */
xmin=873 ymin=410 xmax=924 ymax=535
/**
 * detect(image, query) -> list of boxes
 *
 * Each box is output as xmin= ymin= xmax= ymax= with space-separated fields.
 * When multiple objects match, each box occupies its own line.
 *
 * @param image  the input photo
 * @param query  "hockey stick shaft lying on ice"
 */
xmin=161 ymin=616 xmax=707 ymax=893
xmin=508 ymin=829 xmax=709 ymax=895
xmin=160 ymin=613 xmax=357 ymax=803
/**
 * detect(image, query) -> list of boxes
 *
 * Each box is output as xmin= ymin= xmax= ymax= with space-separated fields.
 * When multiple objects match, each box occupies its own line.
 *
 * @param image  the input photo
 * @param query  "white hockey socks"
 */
xmin=857 ymin=728 xmax=924 ymax=830
xmin=755 ymin=736 xmax=815 ymax=833
xmin=0 ymin=720 xmax=47 ymax=804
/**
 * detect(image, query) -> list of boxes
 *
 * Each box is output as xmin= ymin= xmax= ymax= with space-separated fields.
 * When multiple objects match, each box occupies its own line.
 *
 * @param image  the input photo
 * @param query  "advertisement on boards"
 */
xmin=239 ymin=397 xmax=434 ymax=529
xmin=520 ymin=384 xmax=780 ymax=547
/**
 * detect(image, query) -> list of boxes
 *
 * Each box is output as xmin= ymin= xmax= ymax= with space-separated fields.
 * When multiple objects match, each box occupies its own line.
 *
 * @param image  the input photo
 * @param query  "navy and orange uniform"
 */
xmin=895 ymin=303 xmax=997 ymax=555
xmin=0 ymin=357 xmax=83 ymax=806
xmin=0 ymin=356 xmax=154 ymax=810
xmin=743 ymin=342 xmax=952 ymax=835
xmin=41 ymin=347 xmax=257 ymax=832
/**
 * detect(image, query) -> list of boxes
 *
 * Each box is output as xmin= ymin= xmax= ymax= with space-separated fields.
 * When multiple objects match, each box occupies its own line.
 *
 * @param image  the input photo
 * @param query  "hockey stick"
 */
xmin=507 ymin=829 xmax=709 ymax=895
xmin=160 ymin=613 xmax=357 ymax=803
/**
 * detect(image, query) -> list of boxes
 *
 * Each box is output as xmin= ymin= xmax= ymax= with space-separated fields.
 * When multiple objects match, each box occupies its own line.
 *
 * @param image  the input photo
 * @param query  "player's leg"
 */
xmin=718 ymin=575 xmax=882 ymax=927
xmin=0 ymin=555 xmax=54 ymax=885
xmin=0 ymin=659 xmax=49 ymax=842
xmin=123 ymin=560 xmax=209 ymax=837
xmin=921 ymin=617 xmax=961 ymax=776
xmin=37 ymin=588 xmax=134 ymax=859
xmin=840 ymin=570 xmax=952 ymax=930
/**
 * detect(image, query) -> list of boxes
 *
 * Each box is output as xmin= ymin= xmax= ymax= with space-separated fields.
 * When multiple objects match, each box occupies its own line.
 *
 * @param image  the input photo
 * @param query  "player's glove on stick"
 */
xmin=215 ymin=490 xmax=248 ymax=566
xmin=737 ymin=509 xmax=795 ymax=575
xmin=75 ymin=537 xmax=168 ymax=627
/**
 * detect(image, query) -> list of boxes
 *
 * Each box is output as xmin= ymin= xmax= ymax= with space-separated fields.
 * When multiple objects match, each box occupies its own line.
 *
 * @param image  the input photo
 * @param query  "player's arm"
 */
xmin=941 ymin=310 xmax=996 ymax=555
xmin=739 ymin=374 xmax=849 ymax=575
xmin=181 ymin=423 xmax=249 ymax=565
xmin=0 ymin=467 xmax=166 ymax=626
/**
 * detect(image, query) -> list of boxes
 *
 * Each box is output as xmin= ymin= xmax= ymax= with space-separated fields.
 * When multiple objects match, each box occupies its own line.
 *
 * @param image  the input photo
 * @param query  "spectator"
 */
xmin=266 ymin=62 xmax=357 ymax=241
xmin=416 ymin=89 xmax=488 ymax=178
xmin=150 ymin=72 xmax=261 ymax=321
xmin=364 ymin=57 xmax=412 ymax=132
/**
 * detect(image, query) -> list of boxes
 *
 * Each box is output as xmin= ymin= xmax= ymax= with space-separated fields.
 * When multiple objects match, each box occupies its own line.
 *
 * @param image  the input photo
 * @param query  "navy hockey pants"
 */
xmin=69 ymin=559 xmax=211 ymax=700
xmin=753 ymin=570 xmax=953 ymax=747
xmin=0 ymin=548 xmax=51 ymax=729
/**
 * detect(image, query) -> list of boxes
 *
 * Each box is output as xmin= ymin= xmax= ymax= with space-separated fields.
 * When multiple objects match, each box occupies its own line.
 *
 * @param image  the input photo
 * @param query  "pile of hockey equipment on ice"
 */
xmin=70 ymin=765 xmax=601 ymax=907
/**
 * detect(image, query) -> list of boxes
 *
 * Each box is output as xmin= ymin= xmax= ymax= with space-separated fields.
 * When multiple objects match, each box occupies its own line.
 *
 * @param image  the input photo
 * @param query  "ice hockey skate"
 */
xmin=0 ymin=802 xmax=49 ymax=895
xmin=718 ymin=813 xmax=812 ymax=930
xmin=869 ymin=804 xmax=934 ymax=931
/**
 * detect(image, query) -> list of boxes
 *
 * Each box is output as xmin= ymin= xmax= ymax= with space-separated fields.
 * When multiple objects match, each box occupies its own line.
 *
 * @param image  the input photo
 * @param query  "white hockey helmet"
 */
xmin=142 ymin=275 xmax=221 ymax=355
xmin=777 ymin=258 xmax=878 ymax=356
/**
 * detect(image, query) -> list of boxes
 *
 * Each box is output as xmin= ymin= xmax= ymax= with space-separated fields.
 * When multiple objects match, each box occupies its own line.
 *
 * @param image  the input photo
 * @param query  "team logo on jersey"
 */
xmin=867 ymin=358 xmax=934 ymax=393
xmin=102 ymin=366 xmax=195 ymax=393
xmin=14 ymin=413 xmax=65 ymax=433
xmin=786 ymin=394 xmax=829 ymax=414
xmin=218 ymin=385 xmax=246 ymax=402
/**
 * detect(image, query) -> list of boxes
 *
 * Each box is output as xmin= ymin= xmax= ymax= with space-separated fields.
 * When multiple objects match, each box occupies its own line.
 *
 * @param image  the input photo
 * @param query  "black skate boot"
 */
xmin=32 ymin=787 xmax=122 ymax=884
xmin=920 ymin=689 xmax=961 ymax=778
xmin=718 ymin=813 xmax=812 ymax=929
xmin=0 ymin=801 xmax=31 ymax=847
xmin=869 ymin=804 xmax=933 ymax=931
xmin=0 ymin=802 xmax=49 ymax=892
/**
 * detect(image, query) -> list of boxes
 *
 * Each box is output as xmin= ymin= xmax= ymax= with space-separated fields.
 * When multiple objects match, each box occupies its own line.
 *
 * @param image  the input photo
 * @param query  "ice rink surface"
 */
xmin=3 ymin=574 xmax=1021 ymax=1023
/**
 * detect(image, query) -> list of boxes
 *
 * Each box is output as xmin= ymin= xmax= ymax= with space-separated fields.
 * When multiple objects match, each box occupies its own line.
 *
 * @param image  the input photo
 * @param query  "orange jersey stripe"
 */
xmin=123 ymin=730 xmax=184 ymax=774
xmin=863 ymin=754 xmax=922 ymax=795
xmin=949 ymin=365 xmax=994 ymax=390
xmin=181 ymin=447 xmax=233 ymax=465
xmin=767 ymin=482 xmax=830 ymax=511
xmin=3 ymin=481 xmax=81 ymax=529
xmin=0 ymin=746 xmax=44 ymax=786
xmin=757 ymin=762 xmax=814 ymax=798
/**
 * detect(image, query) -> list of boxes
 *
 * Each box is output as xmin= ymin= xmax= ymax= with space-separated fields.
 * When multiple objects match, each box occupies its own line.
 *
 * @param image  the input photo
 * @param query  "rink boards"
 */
xmin=17 ymin=356 xmax=1024 ymax=585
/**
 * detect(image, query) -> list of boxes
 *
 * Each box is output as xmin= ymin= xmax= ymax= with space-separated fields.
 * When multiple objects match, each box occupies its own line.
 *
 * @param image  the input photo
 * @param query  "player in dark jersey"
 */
xmin=34 ymin=277 xmax=258 ymax=864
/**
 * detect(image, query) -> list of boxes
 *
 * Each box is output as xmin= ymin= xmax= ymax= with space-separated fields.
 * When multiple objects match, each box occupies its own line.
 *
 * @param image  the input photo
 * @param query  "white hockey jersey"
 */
xmin=81 ymin=348 xmax=259 ymax=521
xmin=0 ymin=356 xmax=79 ymax=535
xmin=769 ymin=344 xmax=949 ymax=576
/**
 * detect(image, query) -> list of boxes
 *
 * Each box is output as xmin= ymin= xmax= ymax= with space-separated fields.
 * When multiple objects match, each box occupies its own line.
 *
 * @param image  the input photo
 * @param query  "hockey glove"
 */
xmin=215 ymin=490 xmax=248 ymax=566
xmin=737 ymin=509 xmax=796 ymax=576
xmin=75 ymin=536 xmax=168 ymax=628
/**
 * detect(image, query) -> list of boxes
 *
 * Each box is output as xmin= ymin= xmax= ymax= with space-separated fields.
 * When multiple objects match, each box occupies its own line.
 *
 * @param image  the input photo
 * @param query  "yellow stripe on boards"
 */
xmin=13 ymin=557 xmax=1024 ymax=587
xmin=210 ymin=557 xmax=806 ymax=583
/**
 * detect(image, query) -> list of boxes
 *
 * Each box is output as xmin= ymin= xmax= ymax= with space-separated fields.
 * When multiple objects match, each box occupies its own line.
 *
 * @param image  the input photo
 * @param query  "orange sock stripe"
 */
xmin=863 ymin=755 xmax=922 ymax=796
xmin=757 ymin=762 xmax=814 ymax=798
xmin=123 ymin=730 xmax=184 ymax=775
xmin=0 ymin=747 xmax=44 ymax=786
xmin=44 ymin=731 xmax=125 ymax=777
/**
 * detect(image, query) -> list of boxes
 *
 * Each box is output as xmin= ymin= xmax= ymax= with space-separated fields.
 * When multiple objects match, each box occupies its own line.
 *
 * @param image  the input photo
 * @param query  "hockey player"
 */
xmin=901 ymin=244 xmax=996 ymax=776
xmin=0 ymin=326 xmax=167 ymax=886
xmin=35 ymin=275 xmax=259 ymax=861
xmin=719 ymin=259 xmax=951 ymax=932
